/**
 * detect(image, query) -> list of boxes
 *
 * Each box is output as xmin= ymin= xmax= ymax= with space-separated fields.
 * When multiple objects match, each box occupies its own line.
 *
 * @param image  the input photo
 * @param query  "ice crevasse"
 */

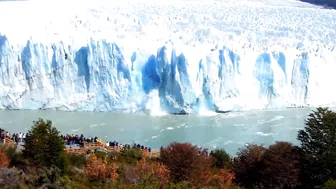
xmin=0 ymin=34 xmax=335 ymax=114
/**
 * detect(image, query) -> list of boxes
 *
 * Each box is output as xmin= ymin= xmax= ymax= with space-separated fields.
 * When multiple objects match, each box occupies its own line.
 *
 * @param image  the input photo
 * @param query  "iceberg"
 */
xmin=0 ymin=0 xmax=335 ymax=114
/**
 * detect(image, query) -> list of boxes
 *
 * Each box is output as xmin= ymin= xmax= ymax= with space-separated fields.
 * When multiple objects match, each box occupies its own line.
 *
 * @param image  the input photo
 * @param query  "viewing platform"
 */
xmin=1 ymin=137 xmax=160 ymax=158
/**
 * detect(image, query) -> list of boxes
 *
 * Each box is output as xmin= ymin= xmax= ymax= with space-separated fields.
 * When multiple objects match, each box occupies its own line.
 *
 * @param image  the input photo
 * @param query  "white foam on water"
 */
xmin=223 ymin=140 xmax=234 ymax=145
xmin=256 ymin=131 xmax=274 ymax=136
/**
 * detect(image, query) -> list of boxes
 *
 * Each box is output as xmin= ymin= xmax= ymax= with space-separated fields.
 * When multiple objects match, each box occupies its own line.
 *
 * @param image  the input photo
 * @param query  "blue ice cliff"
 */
xmin=0 ymin=34 xmax=336 ymax=114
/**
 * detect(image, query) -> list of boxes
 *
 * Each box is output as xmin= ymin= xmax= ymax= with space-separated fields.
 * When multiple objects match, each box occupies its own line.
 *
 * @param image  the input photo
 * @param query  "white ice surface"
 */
xmin=0 ymin=0 xmax=335 ymax=114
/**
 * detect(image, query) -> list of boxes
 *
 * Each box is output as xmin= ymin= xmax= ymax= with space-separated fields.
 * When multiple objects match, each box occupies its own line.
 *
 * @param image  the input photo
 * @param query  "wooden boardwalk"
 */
xmin=2 ymin=137 xmax=160 ymax=158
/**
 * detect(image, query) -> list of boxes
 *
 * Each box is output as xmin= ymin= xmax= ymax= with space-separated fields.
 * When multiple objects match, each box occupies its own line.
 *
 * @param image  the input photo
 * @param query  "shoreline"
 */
xmin=0 ymin=105 xmax=321 ymax=115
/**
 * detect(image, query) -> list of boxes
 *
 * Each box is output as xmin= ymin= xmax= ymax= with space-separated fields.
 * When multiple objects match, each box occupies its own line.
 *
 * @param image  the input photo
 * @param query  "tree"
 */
xmin=232 ymin=144 xmax=265 ymax=188
xmin=297 ymin=107 xmax=336 ymax=187
xmin=261 ymin=141 xmax=301 ymax=189
xmin=22 ymin=119 xmax=68 ymax=175
xmin=160 ymin=142 xmax=212 ymax=187
xmin=210 ymin=149 xmax=232 ymax=169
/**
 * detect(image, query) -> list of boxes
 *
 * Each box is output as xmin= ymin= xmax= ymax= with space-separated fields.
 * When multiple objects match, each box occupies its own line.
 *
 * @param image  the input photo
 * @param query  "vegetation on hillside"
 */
xmin=0 ymin=107 xmax=335 ymax=188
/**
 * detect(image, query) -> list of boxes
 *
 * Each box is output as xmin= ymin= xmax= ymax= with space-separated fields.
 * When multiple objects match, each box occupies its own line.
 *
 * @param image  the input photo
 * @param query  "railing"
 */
xmin=66 ymin=148 xmax=85 ymax=154
xmin=66 ymin=142 xmax=159 ymax=157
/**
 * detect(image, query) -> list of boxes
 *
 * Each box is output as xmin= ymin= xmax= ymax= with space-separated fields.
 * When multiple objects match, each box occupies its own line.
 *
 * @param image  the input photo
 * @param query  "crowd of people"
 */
xmin=61 ymin=133 xmax=152 ymax=153
xmin=0 ymin=128 xmax=27 ymax=143
xmin=0 ymin=128 xmax=152 ymax=153
xmin=1 ymin=128 xmax=221 ymax=158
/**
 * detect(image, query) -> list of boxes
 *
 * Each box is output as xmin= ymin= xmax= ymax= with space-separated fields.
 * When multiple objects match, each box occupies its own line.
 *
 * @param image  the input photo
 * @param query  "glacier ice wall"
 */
xmin=0 ymin=34 xmax=335 ymax=114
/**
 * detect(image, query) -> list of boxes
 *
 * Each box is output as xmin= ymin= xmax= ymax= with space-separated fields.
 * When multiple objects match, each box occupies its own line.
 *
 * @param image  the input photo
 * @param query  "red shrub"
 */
xmin=160 ymin=142 xmax=212 ymax=187
xmin=232 ymin=144 xmax=266 ymax=188
xmin=262 ymin=141 xmax=301 ymax=189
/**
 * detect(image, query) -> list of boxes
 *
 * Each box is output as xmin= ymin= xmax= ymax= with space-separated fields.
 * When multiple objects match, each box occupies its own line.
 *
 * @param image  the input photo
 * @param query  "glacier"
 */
xmin=0 ymin=0 xmax=336 ymax=114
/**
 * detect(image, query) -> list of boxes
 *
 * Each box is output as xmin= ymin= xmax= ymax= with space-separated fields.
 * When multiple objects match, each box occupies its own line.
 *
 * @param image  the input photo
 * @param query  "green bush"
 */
xmin=166 ymin=181 xmax=192 ymax=189
xmin=5 ymin=146 xmax=28 ymax=168
xmin=134 ymin=173 xmax=161 ymax=189
xmin=119 ymin=148 xmax=143 ymax=165
xmin=322 ymin=179 xmax=336 ymax=189
xmin=210 ymin=149 xmax=232 ymax=169
xmin=94 ymin=151 xmax=107 ymax=160
xmin=23 ymin=119 xmax=69 ymax=175
xmin=67 ymin=153 xmax=87 ymax=167
xmin=106 ymin=151 xmax=120 ymax=164
xmin=22 ymin=166 xmax=68 ymax=189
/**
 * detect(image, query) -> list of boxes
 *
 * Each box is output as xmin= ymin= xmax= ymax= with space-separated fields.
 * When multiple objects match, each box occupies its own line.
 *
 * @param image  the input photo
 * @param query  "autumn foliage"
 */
xmin=207 ymin=169 xmax=235 ymax=189
xmin=160 ymin=142 xmax=213 ymax=186
xmin=85 ymin=154 xmax=119 ymax=182
xmin=121 ymin=157 xmax=169 ymax=186
xmin=233 ymin=144 xmax=266 ymax=188
xmin=262 ymin=141 xmax=301 ymax=189
xmin=0 ymin=148 xmax=9 ymax=168
xmin=136 ymin=158 xmax=170 ymax=184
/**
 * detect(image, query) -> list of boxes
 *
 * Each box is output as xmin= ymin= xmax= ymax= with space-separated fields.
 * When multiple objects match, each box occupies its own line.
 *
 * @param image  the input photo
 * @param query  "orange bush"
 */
xmin=85 ymin=154 xmax=118 ymax=182
xmin=0 ymin=148 xmax=9 ymax=168
xmin=208 ymin=169 xmax=235 ymax=189
xmin=122 ymin=158 xmax=170 ymax=186
xmin=136 ymin=158 xmax=170 ymax=184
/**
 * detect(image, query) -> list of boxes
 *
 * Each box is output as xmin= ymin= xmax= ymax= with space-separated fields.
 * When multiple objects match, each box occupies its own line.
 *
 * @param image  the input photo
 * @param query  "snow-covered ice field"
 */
xmin=0 ymin=0 xmax=335 ymax=114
